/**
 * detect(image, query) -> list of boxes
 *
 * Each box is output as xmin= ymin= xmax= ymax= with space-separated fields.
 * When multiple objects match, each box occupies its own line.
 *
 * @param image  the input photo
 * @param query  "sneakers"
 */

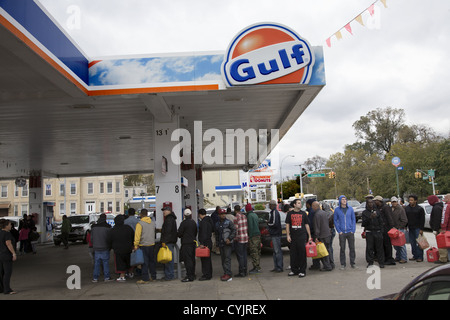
xmin=220 ymin=274 xmax=232 ymax=282
xmin=116 ymin=277 xmax=126 ymax=282
xmin=288 ymin=271 xmax=306 ymax=278
xmin=249 ymin=268 xmax=261 ymax=274
xmin=136 ymin=280 xmax=149 ymax=284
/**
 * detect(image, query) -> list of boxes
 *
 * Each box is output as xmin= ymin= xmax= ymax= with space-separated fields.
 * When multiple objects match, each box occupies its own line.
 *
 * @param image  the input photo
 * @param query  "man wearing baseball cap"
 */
xmin=177 ymin=209 xmax=197 ymax=282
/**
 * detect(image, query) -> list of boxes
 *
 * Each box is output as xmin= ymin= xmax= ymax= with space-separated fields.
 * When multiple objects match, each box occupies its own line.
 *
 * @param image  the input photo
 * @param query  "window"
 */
xmin=107 ymin=182 xmax=113 ymax=194
xmin=404 ymin=282 xmax=428 ymax=300
xmin=60 ymin=203 xmax=65 ymax=215
xmin=116 ymin=201 xmax=120 ymax=213
xmin=125 ymin=190 xmax=129 ymax=198
xmin=45 ymin=183 xmax=52 ymax=196
xmin=14 ymin=185 xmax=19 ymax=197
xmin=100 ymin=202 xmax=104 ymax=212
xmin=99 ymin=182 xmax=104 ymax=194
xmin=116 ymin=181 xmax=120 ymax=193
xmin=1 ymin=185 xmax=7 ymax=198
xmin=22 ymin=184 xmax=28 ymax=197
xmin=107 ymin=201 xmax=113 ymax=212
xmin=70 ymin=183 xmax=76 ymax=195
xmin=60 ymin=183 xmax=65 ymax=196
xmin=427 ymin=281 xmax=450 ymax=300
xmin=21 ymin=204 xmax=28 ymax=216
xmin=14 ymin=205 xmax=18 ymax=216
xmin=87 ymin=182 xmax=94 ymax=195
xmin=70 ymin=202 xmax=76 ymax=215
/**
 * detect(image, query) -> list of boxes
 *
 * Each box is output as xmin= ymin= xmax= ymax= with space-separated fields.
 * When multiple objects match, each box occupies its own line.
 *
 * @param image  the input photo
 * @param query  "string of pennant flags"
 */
xmin=325 ymin=0 xmax=388 ymax=48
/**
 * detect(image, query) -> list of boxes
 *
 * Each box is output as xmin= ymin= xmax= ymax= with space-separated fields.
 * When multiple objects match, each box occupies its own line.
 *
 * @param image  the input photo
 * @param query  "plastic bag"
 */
xmin=130 ymin=248 xmax=144 ymax=266
xmin=417 ymin=234 xmax=430 ymax=250
xmin=312 ymin=242 xmax=329 ymax=259
xmin=157 ymin=246 xmax=173 ymax=264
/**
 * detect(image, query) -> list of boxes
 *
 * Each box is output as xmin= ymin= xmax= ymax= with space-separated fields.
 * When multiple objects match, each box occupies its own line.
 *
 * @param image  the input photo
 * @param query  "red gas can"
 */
xmin=388 ymin=228 xmax=399 ymax=239
xmin=436 ymin=231 xmax=450 ymax=249
xmin=390 ymin=231 xmax=406 ymax=246
xmin=426 ymin=247 xmax=440 ymax=262
xmin=195 ymin=246 xmax=210 ymax=258
xmin=306 ymin=241 xmax=317 ymax=258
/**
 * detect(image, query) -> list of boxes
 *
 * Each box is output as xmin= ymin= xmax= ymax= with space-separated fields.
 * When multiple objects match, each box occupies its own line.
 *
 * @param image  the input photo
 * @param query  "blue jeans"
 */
xmin=93 ymin=250 xmax=111 ymax=280
xmin=271 ymin=236 xmax=284 ymax=271
xmin=394 ymin=229 xmax=407 ymax=261
xmin=234 ymin=242 xmax=248 ymax=275
xmin=163 ymin=243 xmax=175 ymax=280
xmin=408 ymin=228 xmax=423 ymax=260
xmin=141 ymin=245 xmax=156 ymax=281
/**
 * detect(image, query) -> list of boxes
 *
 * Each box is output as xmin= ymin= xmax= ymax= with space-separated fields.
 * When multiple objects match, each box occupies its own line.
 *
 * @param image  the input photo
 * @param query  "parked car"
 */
xmin=4 ymin=216 xmax=21 ymax=229
xmin=253 ymin=210 xmax=289 ymax=249
xmin=353 ymin=202 xmax=366 ymax=222
xmin=419 ymin=202 xmax=432 ymax=230
xmin=53 ymin=214 xmax=92 ymax=245
xmin=376 ymin=264 xmax=450 ymax=300
xmin=322 ymin=199 xmax=338 ymax=210
xmin=52 ymin=213 xmax=116 ymax=246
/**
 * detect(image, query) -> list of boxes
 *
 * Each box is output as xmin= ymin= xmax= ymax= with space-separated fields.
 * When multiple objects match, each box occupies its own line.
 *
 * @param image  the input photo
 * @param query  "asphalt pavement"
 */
xmin=0 ymin=224 xmax=442 ymax=301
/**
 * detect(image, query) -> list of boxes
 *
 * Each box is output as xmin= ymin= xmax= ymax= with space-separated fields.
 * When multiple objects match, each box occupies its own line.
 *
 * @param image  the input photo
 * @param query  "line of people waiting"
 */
xmin=86 ymin=193 xmax=450 ymax=283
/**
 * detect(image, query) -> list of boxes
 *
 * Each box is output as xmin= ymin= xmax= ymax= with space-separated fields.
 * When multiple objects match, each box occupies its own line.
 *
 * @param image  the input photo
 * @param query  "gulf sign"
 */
xmin=222 ymin=23 xmax=315 ymax=87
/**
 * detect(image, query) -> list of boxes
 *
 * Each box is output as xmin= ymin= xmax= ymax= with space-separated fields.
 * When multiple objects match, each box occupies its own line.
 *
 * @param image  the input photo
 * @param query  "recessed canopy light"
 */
xmin=69 ymin=104 xmax=94 ymax=109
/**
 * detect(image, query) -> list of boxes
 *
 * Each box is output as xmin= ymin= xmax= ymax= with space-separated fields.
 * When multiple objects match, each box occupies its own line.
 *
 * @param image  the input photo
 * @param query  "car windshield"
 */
xmin=348 ymin=200 xmax=360 ymax=208
xmin=68 ymin=216 xmax=89 ymax=224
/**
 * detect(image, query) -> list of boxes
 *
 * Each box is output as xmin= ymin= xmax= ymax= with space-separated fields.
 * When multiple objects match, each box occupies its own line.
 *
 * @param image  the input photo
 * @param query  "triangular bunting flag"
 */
xmin=326 ymin=38 xmax=331 ymax=47
xmin=335 ymin=30 xmax=342 ymax=40
xmin=344 ymin=23 xmax=353 ymax=35
xmin=368 ymin=4 xmax=375 ymax=16
xmin=380 ymin=0 xmax=388 ymax=8
xmin=355 ymin=14 xmax=364 ymax=26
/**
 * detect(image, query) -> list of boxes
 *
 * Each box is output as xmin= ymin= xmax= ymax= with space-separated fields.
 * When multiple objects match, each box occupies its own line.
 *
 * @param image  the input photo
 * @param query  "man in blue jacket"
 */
xmin=333 ymin=195 xmax=356 ymax=269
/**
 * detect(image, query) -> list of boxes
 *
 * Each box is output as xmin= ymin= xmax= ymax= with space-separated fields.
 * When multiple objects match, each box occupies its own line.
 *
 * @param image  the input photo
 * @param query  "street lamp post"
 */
xmin=280 ymin=155 xmax=294 ymax=201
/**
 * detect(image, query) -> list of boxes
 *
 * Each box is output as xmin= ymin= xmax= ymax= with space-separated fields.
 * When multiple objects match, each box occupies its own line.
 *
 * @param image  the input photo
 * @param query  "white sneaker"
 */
xmin=116 ymin=277 xmax=126 ymax=282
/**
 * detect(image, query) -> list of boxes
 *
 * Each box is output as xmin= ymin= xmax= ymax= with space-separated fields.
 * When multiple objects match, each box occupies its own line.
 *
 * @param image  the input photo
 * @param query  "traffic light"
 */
xmin=328 ymin=171 xmax=336 ymax=179
xmin=414 ymin=171 xmax=422 ymax=179
xmin=332 ymin=171 xmax=336 ymax=179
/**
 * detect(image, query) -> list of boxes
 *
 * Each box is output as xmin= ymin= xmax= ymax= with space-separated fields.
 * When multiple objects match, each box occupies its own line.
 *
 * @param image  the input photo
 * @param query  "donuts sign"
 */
xmin=222 ymin=23 xmax=315 ymax=87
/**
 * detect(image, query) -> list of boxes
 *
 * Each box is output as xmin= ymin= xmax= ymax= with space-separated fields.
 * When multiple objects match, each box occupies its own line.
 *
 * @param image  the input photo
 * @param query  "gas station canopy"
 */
xmin=0 ymin=1 xmax=325 ymax=180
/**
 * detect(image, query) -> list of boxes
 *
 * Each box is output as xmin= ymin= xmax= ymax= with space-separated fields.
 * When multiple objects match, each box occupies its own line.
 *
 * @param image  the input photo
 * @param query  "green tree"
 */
xmin=352 ymin=107 xmax=405 ymax=157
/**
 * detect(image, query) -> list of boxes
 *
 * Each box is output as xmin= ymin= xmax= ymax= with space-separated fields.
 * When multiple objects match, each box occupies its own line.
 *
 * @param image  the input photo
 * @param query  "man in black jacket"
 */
xmin=177 ymin=209 xmax=197 ymax=282
xmin=362 ymin=199 xmax=385 ymax=268
xmin=91 ymin=214 xmax=112 ymax=282
xmin=198 ymin=209 xmax=213 ymax=281
xmin=374 ymin=195 xmax=396 ymax=265
xmin=160 ymin=206 xmax=177 ymax=280
xmin=405 ymin=194 xmax=425 ymax=262
xmin=108 ymin=215 xmax=134 ymax=282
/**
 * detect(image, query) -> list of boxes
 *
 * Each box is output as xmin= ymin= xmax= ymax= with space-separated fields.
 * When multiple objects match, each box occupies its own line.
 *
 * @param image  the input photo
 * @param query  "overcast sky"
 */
xmin=40 ymin=0 xmax=450 ymax=179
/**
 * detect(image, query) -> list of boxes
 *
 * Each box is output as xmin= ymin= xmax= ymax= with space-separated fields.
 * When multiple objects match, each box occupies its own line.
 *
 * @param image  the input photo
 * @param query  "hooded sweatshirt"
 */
xmin=160 ymin=212 xmax=178 ymax=244
xmin=134 ymin=216 xmax=155 ymax=247
xmin=108 ymin=215 xmax=134 ymax=254
xmin=333 ymin=195 xmax=356 ymax=234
